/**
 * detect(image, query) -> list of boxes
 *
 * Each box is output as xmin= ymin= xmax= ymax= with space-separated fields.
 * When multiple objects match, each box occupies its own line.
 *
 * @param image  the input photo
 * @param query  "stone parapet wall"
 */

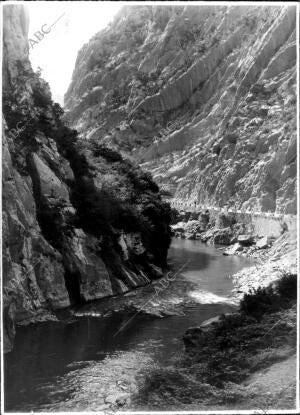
xmin=170 ymin=200 xmax=297 ymax=238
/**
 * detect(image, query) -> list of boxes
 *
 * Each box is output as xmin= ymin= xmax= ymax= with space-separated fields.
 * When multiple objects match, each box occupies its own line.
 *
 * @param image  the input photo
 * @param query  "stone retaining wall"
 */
xmin=170 ymin=200 xmax=297 ymax=238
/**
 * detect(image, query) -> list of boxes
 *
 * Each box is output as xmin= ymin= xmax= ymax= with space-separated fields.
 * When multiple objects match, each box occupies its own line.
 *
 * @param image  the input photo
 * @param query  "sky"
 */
xmin=27 ymin=1 xmax=122 ymax=105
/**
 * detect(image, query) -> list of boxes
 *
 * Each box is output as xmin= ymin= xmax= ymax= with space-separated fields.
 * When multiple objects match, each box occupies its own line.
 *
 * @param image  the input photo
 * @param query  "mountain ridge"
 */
xmin=65 ymin=5 xmax=297 ymax=214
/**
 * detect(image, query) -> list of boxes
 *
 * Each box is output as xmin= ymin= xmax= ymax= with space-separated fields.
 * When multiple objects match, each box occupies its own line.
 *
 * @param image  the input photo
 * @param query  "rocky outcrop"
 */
xmin=231 ymin=229 xmax=297 ymax=298
xmin=2 ymin=5 xmax=30 ymax=85
xmin=2 ymin=5 xmax=171 ymax=352
xmin=2 ymin=131 xmax=70 ymax=352
xmin=234 ymin=7 xmax=296 ymax=100
xmin=65 ymin=5 xmax=296 ymax=215
xmin=134 ymin=24 xmax=245 ymax=114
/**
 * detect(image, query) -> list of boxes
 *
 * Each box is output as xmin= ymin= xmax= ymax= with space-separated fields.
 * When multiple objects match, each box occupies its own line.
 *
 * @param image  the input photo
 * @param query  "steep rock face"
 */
xmin=2 ymin=129 xmax=70 ymax=352
xmin=65 ymin=5 xmax=297 ymax=214
xmin=2 ymin=5 xmax=171 ymax=352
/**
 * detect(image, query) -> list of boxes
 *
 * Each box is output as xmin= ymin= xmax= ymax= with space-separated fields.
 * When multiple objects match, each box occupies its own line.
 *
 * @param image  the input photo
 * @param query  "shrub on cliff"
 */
xmin=215 ymin=212 xmax=236 ymax=228
xmin=31 ymin=78 xmax=52 ymax=109
xmin=92 ymin=144 xmax=123 ymax=162
xmin=93 ymin=145 xmax=171 ymax=266
xmin=140 ymin=199 xmax=172 ymax=266
xmin=106 ymin=86 xmax=129 ymax=108
xmin=3 ymin=63 xmax=59 ymax=170
xmin=59 ymin=138 xmax=172 ymax=267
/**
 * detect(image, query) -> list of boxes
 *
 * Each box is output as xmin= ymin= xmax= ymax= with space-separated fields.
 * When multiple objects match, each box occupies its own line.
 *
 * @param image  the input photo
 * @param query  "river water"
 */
xmin=4 ymin=239 xmax=253 ymax=411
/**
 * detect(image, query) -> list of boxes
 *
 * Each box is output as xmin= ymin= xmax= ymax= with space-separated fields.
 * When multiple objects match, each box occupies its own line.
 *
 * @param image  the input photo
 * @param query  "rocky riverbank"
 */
xmin=132 ymin=265 xmax=297 ymax=411
xmin=231 ymin=227 xmax=297 ymax=298
xmin=129 ymin=217 xmax=297 ymax=411
xmin=71 ymin=227 xmax=296 ymax=412
xmin=171 ymin=206 xmax=297 ymax=298
xmin=171 ymin=209 xmax=279 ymax=258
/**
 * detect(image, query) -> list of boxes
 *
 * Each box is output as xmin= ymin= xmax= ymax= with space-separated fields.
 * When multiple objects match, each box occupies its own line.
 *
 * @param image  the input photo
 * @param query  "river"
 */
xmin=4 ymin=239 xmax=253 ymax=411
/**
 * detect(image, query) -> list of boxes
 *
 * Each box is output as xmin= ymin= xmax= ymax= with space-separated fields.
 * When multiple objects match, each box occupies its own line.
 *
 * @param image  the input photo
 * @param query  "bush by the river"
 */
xmin=240 ymin=272 xmax=297 ymax=318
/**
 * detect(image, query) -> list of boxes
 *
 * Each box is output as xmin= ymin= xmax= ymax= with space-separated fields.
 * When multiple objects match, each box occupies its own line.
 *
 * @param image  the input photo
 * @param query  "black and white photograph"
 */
xmin=1 ymin=1 xmax=299 ymax=413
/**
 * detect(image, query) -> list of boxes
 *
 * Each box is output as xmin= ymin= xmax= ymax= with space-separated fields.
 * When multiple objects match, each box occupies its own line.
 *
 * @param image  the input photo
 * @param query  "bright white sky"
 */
xmin=27 ymin=1 xmax=122 ymax=105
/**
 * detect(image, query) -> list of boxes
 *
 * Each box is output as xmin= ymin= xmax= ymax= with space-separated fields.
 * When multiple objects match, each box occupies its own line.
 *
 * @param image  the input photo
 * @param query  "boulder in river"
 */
xmin=171 ymin=222 xmax=186 ymax=233
xmin=200 ymin=313 xmax=238 ymax=330
xmin=211 ymin=227 xmax=233 ymax=245
xmin=256 ymin=236 xmax=272 ymax=249
xmin=223 ymin=242 xmax=243 ymax=256
xmin=200 ymin=228 xmax=215 ymax=243
xmin=238 ymin=234 xmax=254 ymax=246
xmin=185 ymin=220 xmax=203 ymax=236
xmin=183 ymin=313 xmax=236 ymax=350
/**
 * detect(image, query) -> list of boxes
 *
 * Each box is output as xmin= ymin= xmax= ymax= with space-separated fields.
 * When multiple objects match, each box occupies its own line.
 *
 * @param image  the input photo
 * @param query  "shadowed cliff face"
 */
xmin=2 ymin=5 xmax=171 ymax=352
xmin=65 ymin=5 xmax=297 ymax=214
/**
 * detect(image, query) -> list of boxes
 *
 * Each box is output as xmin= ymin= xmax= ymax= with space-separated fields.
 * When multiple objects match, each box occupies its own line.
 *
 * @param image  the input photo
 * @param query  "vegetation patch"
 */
xmin=133 ymin=273 xmax=297 ymax=409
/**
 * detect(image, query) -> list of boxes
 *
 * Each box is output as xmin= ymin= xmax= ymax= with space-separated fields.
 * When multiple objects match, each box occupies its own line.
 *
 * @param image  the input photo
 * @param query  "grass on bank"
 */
xmin=132 ymin=273 xmax=297 ymax=409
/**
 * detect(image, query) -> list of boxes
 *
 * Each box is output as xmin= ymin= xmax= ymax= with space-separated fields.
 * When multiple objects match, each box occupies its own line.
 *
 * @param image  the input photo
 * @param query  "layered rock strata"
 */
xmin=65 ymin=5 xmax=297 ymax=214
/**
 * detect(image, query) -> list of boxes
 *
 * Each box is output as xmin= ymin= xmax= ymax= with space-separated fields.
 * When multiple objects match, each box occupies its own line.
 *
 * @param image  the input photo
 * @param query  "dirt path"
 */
xmin=241 ymin=352 xmax=297 ymax=410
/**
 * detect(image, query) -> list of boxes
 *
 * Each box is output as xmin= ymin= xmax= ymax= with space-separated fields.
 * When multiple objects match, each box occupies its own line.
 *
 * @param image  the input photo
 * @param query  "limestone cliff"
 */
xmin=65 ymin=5 xmax=297 ymax=214
xmin=2 ymin=5 xmax=171 ymax=352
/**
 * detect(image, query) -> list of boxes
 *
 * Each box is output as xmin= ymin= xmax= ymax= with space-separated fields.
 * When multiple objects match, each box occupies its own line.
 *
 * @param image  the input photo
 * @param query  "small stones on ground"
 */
xmin=105 ymin=392 xmax=130 ymax=407
xmin=116 ymin=393 xmax=130 ymax=406
xmin=97 ymin=403 xmax=111 ymax=410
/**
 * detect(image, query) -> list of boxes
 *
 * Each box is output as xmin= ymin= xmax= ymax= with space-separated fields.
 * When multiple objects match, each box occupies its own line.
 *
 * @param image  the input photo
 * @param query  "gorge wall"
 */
xmin=2 ymin=5 xmax=171 ymax=352
xmin=65 ymin=4 xmax=297 ymax=215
